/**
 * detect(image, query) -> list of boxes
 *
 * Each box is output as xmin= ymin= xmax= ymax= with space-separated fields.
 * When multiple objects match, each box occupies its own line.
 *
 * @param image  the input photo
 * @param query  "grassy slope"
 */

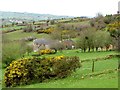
xmin=2 ymin=44 xmax=115 ymax=88
xmin=2 ymin=20 xmax=90 ymax=41
xmin=0 ymin=26 xmax=25 ymax=31
xmin=16 ymin=51 xmax=118 ymax=88
xmin=67 ymin=21 xmax=90 ymax=26
xmin=1 ymin=50 xmax=118 ymax=88
xmin=40 ymin=50 xmax=118 ymax=60
xmin=18 ymin=72 xmax=117 ymax=88
xmin=4 ymin=30 xmax=50 ymax=41
xmin=1 ymin=20 xmax=118 ymax=88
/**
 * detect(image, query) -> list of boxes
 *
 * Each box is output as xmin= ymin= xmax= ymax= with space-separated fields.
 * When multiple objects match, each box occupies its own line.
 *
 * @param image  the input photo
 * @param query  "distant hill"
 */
xmin=0 ymin=11 xmax=73 ymax=21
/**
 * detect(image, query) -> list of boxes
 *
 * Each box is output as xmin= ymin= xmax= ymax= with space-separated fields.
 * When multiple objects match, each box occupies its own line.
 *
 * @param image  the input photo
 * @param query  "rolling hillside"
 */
xmin=0 ymin=11 xmax=73 ymax=21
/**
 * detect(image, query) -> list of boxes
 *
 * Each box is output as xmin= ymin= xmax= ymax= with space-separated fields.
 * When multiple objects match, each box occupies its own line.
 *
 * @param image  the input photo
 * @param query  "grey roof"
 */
xmin=63 ymin=39 xmax=74 ymax=43
xmin=33 ymin=38 xmax=49 ymax=45
xmin=33 ymin=38 xmax=59 ymax=45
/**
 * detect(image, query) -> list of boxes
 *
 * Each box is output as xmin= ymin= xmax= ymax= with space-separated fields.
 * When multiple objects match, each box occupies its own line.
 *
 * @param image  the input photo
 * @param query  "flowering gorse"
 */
xmin=4 ymin=56 xmax=81 ymax=87
xmin=39 ymin=49 xmax=55 ymax=55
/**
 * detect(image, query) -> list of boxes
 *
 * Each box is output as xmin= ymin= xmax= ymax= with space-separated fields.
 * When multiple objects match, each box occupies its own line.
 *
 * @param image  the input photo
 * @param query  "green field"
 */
xmin=18 ymin=51 xmax=118 ymax=88
xmin=1 ymin=51 xmax=118 ymax=88
xmin=1 ymin=15 xmax=119 ymax=88
xmin=0 ymin=26 xmax=25 ymax=31
xmin=18 ymin=72 xmax=118 ymax=88
xmin=39 ymin=50 xmax=118 ymax=60
xmin=4 ymin=30 xmax=50 ymax=41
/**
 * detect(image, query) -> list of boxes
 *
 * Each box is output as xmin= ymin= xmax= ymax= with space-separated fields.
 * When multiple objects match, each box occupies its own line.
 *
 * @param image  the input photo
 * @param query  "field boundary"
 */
xmin=81 ymin=54 xmax=119 ymax=63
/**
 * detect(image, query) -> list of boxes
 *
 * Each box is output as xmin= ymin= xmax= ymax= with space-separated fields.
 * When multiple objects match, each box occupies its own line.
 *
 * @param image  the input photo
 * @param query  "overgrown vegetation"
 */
xmin=4 ymin=56 xmax=81 ymax=87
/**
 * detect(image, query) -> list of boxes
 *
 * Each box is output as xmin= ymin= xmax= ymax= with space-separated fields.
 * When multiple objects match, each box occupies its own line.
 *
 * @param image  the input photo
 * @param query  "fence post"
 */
xmin=92 ymin=60 xmax=95 ymax=72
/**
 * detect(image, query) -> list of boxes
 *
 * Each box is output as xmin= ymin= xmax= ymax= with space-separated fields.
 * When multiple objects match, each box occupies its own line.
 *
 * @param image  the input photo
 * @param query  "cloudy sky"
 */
xmin=0 ymin=0 xmax=119 ymax=17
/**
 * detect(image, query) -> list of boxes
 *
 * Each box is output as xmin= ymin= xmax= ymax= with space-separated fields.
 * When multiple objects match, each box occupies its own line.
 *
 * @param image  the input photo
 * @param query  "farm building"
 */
xmin=33 ymin=38 xmax=75 ymax=52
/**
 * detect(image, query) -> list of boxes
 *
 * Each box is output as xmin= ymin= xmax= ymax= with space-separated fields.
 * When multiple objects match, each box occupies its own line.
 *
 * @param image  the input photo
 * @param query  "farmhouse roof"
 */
xmin=33 ymin=38 xmax=51 ymax=45
xmin=33 ymin=38 xmax=59 ymax=45
xmin=63 ymin=40 xmax=74 ymax=45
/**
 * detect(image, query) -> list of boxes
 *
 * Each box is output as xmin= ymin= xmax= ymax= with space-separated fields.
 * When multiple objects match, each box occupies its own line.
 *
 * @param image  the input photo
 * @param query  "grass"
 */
xmin=17 ymin=57 xmax=118 ymax=88
xmin=1 ymin=19 xmax=118 ymax=88
xmin=79 ymin=58 xmax=118 ymax=75
xmin=3 ymin=30 xmax=50 ymax=41
xmin=0 ymin=26 xmax=25 ymax=31
xmin=39 ymin=50 xmax=118 ymax=60
xmin=2 ymin=50 xmax=118 ymax=88
xmin=67 ymin=20 xmax=90 ymax=26
xmin=17 ymin=72 xmax=117 ymax=88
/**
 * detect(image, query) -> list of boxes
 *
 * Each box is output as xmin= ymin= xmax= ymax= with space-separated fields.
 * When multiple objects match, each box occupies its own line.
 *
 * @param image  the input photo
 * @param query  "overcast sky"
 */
xmin=0 ymin=0 xmax=119 ymax=17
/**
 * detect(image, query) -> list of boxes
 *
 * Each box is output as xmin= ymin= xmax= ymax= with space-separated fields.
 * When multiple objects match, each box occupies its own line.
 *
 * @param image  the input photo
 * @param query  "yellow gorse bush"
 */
xmin=4 ymin=56 xmax=81 ymax=87
xmin=37 ymin=28 xmax=54 ymax=34
xmin=4 ymin=58 xmax=32 ymax=87
xmin=39 ymin=49 xmax=55 ymax=55
xmin=107 ymin=21 xmax=120 ymax=31
xmin=46 ymin=56 xmax=64 ymax=61
xmin=54 ymin=56 xmax=64 ymax=60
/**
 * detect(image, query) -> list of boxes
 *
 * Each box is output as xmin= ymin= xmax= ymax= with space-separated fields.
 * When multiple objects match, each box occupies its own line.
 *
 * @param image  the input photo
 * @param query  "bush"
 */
xmin=37 ymin=28 xmax=54 ymax=34
xmin=39 ymin=49 xmax=56 ymax=55
xmin=4 ymin=56 xmax=81 ymax=87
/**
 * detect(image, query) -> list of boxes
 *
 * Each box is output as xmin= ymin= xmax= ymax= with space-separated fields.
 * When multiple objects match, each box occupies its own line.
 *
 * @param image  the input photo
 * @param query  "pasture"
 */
xmin=1 ymin=13 xmax=119 ymax=88
xmin=1 ymin=50 xmax=118 ymax=88
xmin=19 ymin=51 xmax=118 ymax=88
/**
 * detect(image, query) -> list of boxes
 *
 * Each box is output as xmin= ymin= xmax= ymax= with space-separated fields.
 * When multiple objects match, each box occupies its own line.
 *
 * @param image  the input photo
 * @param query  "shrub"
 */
xmin=37 ymin=28 xmax=54 ymax=34
xmin=50 ymin=56 xmax=81 ymax=78
xmin=4 ymin=56 xmax=81 ymax=87
xmin=4 ymin=58 xmax=32 ymax=87
xmin=39 ymin=49 xmax=55 ymax=55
